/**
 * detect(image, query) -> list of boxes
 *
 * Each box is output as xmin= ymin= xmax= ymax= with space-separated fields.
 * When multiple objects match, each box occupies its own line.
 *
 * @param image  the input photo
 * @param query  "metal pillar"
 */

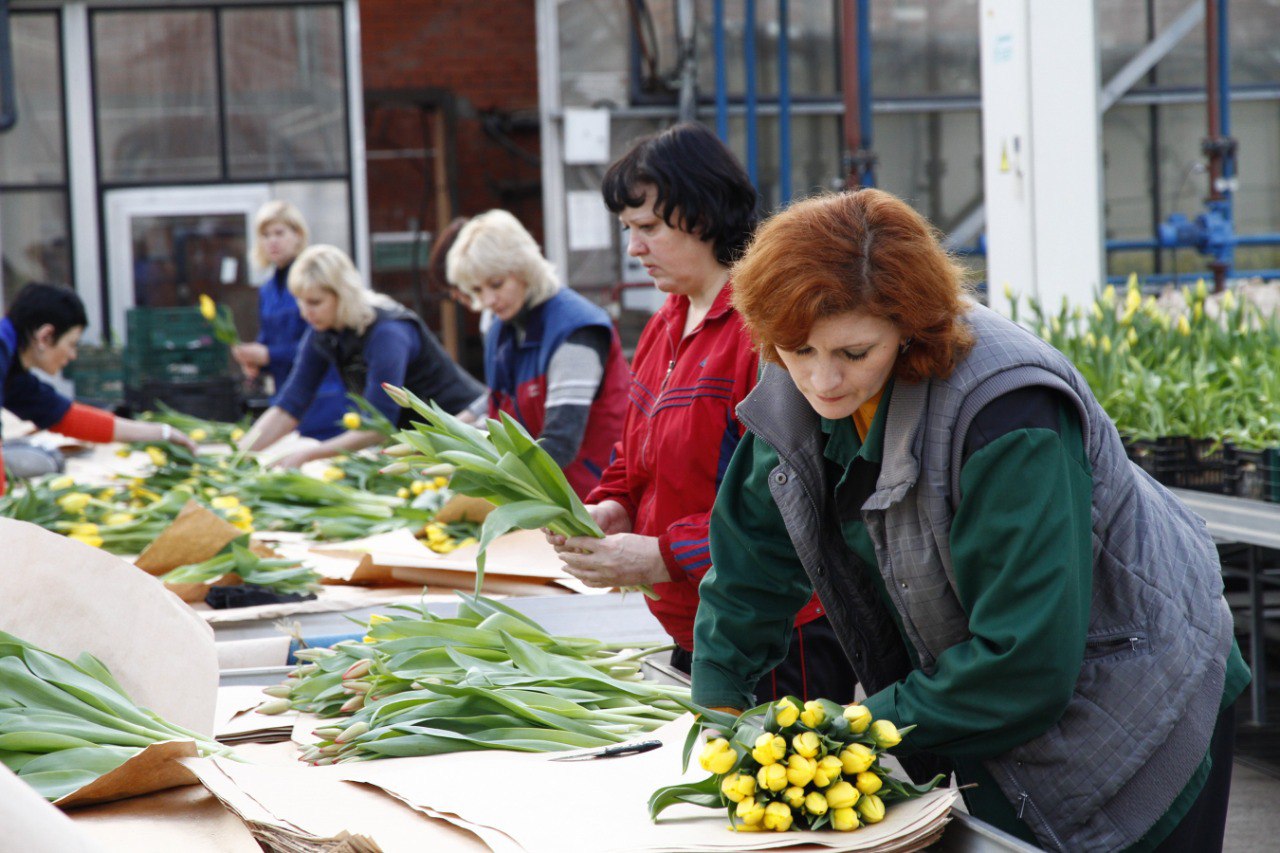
xmin=1202 ymin=0 xmax=1236 ymax=290
xmin=777 ymin=0 xmax=791 ymax=203
xmin=840 ymin=0 xmax=875 ymax=188
xmin=0 ymin=0 xmax=15 ymax=132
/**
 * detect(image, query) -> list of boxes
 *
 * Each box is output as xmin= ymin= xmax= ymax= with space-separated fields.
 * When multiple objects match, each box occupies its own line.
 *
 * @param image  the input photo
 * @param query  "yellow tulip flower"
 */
xmin=814 ymin=754 xmax=844 ymax=788
xmin=791 ymin=730 xmax=820 ymax=758
xmin=69 ymin=522 xmax=99 ymax=537
xmin=840 ymin=743 xmax=875 ymax=775
xmin=804 ymin=790 xmax=828 ymax=816
xmin=800 ymin=700 xmax=825 ymax=728
xmin=211 ymin=495 xmax=240 ymax=510
xmin=699 ymin=738 xmax=737 ymax=775
xmin=842 ymin=703 xmax=872 ymax=734
xmin=190 ymin=428 xmax=207 ymax=442
xmin=857 ymin=793 xmax=886 ymax=823
xmin=762 ymin=801 xmax=794 ymax=832
xmin=755 ymin=762 xmax=788 ymax=793
xmin=785 ymin=753 xmax=817 ymax=787
xmin=855 ymin=771 xmax=883 ymax=795
xmin=825 ymin=780 xmax=860 ymax=810
xmin=199 ymin=293 xmax=216 ymax=321
xmin=831 ymin=806 xmax=860 ymax=831
xmin=782 ymin=786 xmax=806 ymax=809
xmin=773 ymin=699 xmax=800 ymax=728
xmin=342 ymin=412 xmax=362 ymax=431
xmin=57 ymin=493 xmax=92 ymax=514
xmin=720 ymin=772 xmax=756 ymax=803
xmin=752 ymin=733 xmax=786 ymax=766
xmin=69 ymin=533 xmax=104 ymax=548
xmin=868 ymin=719 xmax=902 ymax=749
xmin=321 ymin=467 xmax=345 ymax=482
xmin=48 ymin=476 xmax=75 ymax=491
xmin=735 ymin=796 xmax=765 ymax=826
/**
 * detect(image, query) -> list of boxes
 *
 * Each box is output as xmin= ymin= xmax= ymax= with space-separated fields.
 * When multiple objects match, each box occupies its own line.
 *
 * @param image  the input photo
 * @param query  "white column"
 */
xmin=979 ymin=0 xmax=1103 ymax=317
xmin=62 ymin=3 xmax=104 ymax=343
xmin=535 ymin=0 xmax=567 ymax=274
xmin=344 ymin=0 xmax=370 ymax=282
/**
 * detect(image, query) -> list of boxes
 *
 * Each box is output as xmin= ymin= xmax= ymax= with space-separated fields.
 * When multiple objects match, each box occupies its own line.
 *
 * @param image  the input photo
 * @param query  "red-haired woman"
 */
xmin=692 ymin=188 xmax=1247 ymax=851
xmin=546 ymin=123 xmax=856 ymax=706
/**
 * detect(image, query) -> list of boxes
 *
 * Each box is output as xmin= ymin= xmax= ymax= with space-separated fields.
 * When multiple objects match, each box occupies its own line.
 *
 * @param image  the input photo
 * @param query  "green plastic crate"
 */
xmin=65 ymin=346 xmax=125 ymax=405
xmin=124 ymin=307 xmax=229 ymax=387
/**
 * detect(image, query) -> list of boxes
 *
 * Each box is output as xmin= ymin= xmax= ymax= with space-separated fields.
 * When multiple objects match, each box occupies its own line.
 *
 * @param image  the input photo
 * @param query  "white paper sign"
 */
xmin=566 ymin=191 xmax=612 ymax=251
xmin=563 ymin=108 xmax=611 ymax=165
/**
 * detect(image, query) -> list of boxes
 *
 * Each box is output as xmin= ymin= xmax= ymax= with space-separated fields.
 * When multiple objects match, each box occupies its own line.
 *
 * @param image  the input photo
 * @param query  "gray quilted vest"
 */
xmin=737 ymin=304 xmax=1233 ymax=851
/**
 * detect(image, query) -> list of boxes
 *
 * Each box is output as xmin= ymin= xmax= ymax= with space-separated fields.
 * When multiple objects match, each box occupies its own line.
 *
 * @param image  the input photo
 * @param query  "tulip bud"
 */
xmin=772 ymin=699 xmax=800 ymax=729
xmin=785 ymin=753 xmax=816 ymax=787
xmin=343 ymin=679 xmax=373 ymax=694
xmin=381 ymin=383 xmax=411 ymax=407
xmin=791 ymin=730 xmax=820 ymax=758
xmin=231 ymin=428 xmax=245 ymax=442
xmin=1176 ymin=315 xmax=1191 ymax=336
xmin=840 ymin=743 xmax=875 ymax=775
xmin=334 ymin=721 xmax=370 ymax=744
xmin=343 ymin=659 xmax=373 ymax=680
xmin=804 ymin=791 xmax=828 ymax=817
xmin=735 ymin=796 xmax=765 ymax=826
xmin=1101 ymin=285 xmax=1116 ymax=308
xmin=857 ymin=793 xmax=886 ymax=824
xmin=311 ymin=727 xmax=344 ymax=740
xmin=380 ymin=462 xmax=412 ymax=476
xmin=261 ymin=684 xmax=292 ymax=699
xmin=368 ymin=613 xmax=392 ymax=625
xmin=762 ymin=800 xmax=793 ymax=832
xmin=383 ymin=443 xmax=416 ymax=457
xmin=800 ymin=700 xmax=825 ymax=728
xmin=814 ymin=754 xmax=844 ymax=788
xmin=256 ymin=698 xmax=291 ymax=715
xmin=421 ymin=463 xmax=455 ymax=477
xmin=720 ymin=772 xmax=756 ymax=803
xmin=342 ymin=412 xmax=362 ymax=431
xmin=831 ymin=807 xmax=860 ymax=831
xmin=1195 ymin=278 xmax=1208 ymax=301
xmin=57 ymin=492 xmax=92 ymax=514
xmin=825 ymin=780 xmax=860 ymax=810
xmin=855 ymin=771 xmax=883 ymax=795
xmin=869 ymin=719 xmax=902 ymax=749
xmin=339 ymin=694 xmax=365 ymax=713
xmin=782 ymin=786 xmax=806 ymax=809
xmin=199 ymin=294 xmax=217 ymax=321
xmin=755 ymin=762 xmax=788 ymax=793
xmin=48 ymin=476 xmax=75 ymax=491
xmin=699 ymin=738 xmax=737 ymax=775
xmin=842 ymin=703 xmax=872 ymax=734
xmin=751 ymin=733 xmax=786 ymax=766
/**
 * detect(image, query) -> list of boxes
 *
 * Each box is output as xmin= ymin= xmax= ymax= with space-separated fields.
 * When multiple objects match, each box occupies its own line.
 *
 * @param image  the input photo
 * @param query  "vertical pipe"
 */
xmin=744 ymin=0 xmax=759 ymax=186
xmin=857 ymin=0 xmax=873 ymax=187
xmin=777 ymin=0 xmax=791 ymax=203
xmin=1204 ymin=0 xmax=1223 ymax=201
xmin=0 ymin=0 xmax=16 ymax=132
xmin=676 ymin=0 xmax=698 ymax=123
xmin=839 ymin=0 xmax=874 ymax=189
xmin=1203 ymin=0 xmax=1234 ymax=288
xmin=714 ymin=0 xmax=728 ymax=141
xmin=1145 ymin=0 xmax=1163 ymax=273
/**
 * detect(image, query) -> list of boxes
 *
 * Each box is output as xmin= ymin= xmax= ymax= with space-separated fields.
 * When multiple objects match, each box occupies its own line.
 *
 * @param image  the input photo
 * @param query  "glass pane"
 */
xmin=266 ymin=179 xmax=351 ymax=260
xmin=93 ymin=11 xmax=220 ymax=183
xmin=130 ymin=213 xmax=258 ymax=340
xmin=0 ymin=13 xmax=64 ymax=185
xmin=694 ymin=1 xmax=841 ymax=100
xmin=871 ymin=0 xmax=980 ymax=98
xmin=1 ymin=190 xmax=72 ymax=305
xmin=222 ymin=6 xmax=349 ymax=178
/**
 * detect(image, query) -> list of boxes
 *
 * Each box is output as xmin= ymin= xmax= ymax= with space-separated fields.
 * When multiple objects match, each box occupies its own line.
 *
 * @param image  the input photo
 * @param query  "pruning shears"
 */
xmin=550 ymin=739 xmax=663 ymax=761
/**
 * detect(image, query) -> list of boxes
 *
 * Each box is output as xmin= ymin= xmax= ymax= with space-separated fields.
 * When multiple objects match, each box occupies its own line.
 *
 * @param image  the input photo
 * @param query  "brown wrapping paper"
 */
xmin=69 ymin=783 xmax=261 ymax=853
xmin=134 ymin=500 xmax=243 ymax=574
xmin=55 ymin=740 xmax=201 ymax=809
xmin=0 ymin=518 xmax=218 ymax=734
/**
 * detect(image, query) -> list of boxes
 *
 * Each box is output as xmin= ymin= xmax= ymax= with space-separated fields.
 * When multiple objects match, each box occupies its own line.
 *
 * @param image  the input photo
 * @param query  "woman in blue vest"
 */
xmin=239 ymin=244 xmax=483 ymax=468
xmin=692 ymin=190 xmax=1247 ymax=851
xmin=1 ymin=284 xmax=196 ymax=494
xmin=231 ymin=201 xmax=348 ymax=439
xmin=445 ymin=210 xmax=629 ymax=499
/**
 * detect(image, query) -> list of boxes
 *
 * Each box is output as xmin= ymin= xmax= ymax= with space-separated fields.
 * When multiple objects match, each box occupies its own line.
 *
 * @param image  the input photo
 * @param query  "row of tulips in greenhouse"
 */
xmin=1013 ymin=278 xmax=1280 ymax=502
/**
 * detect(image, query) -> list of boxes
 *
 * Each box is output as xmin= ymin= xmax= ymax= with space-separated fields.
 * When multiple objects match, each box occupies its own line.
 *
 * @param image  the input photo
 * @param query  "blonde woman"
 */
xmin=240 ymin=245 xmax=483 ymax=468
xmin=232 ymin=201 xmax=347 ymax=439
xmin=447 ymin=210 xmax=628 ymax=498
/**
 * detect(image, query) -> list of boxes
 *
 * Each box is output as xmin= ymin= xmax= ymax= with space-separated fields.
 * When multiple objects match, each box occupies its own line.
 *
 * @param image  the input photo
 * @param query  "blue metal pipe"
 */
xmin=857 ymin=0 xmax=874 ymax=186
xmin=288 ymin=633 xmax=364 ymax=664
xmin=777 ymin=0 xmax=791 ymax=203
xmin=1105 ymin=269 xmax=1280 ymax=286
xmin=744 ymin=0 xmax=759 ymax=185
xmin=714 ymin=0 xmax=728 ymax=141
xmin=1236 ymin=234 xmax=1280 ymax=247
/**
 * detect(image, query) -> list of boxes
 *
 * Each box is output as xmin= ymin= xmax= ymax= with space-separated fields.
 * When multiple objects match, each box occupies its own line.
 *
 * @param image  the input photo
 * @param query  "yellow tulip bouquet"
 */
xmin=649 ymin=697 xmax=944 ymax=833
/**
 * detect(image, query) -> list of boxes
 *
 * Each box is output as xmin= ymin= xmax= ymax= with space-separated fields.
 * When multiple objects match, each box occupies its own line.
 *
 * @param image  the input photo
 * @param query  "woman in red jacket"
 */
xmin=547 ymin=123 xmax=856 ymax=704
xmin=0 ymin=284 xmax=196 ymax=495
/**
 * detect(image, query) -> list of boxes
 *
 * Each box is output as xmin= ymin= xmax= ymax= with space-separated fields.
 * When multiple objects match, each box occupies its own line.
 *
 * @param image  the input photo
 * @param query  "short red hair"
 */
xmin=731 ymin=189 xmax=973 ymax=382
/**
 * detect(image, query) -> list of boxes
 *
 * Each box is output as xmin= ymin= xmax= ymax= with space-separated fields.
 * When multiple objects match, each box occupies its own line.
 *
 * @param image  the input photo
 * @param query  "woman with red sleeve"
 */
xmin=546 ymin=123 xmax=857 ymax=704
xmin=0 ymin=284 xmax=196 ymax=494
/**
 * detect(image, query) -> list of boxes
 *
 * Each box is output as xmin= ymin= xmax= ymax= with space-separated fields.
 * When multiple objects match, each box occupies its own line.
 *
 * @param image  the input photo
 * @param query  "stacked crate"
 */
xmin=123 ymin=307 xmax=240 ymax=422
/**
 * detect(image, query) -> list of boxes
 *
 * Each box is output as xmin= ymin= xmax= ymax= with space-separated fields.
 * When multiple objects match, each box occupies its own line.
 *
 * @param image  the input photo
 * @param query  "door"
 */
xmin=104 ymin=184 xmax=271 ymax=344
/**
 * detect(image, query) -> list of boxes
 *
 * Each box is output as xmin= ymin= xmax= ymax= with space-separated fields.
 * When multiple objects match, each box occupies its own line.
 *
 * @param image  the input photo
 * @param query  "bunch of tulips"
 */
xmin=649 ymin=697 xmax=943 ymax=833
xmin=257 ymin=592 xmax=692 ymax=764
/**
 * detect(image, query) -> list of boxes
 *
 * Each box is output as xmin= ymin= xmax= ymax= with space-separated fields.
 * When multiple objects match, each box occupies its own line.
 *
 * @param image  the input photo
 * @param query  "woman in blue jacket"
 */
xmin=240 ymin=245 xmax=483 ymax=468
xmin=232 ymin=201 xmax=348 ymax=439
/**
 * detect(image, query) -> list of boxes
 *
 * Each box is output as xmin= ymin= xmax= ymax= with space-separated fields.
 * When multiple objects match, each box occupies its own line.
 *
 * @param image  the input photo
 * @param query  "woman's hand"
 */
xmin=232 ymin=343 xmax=269 ymax=379
xmin=544 ymin=500 xmax=631 ymax=547
xmin=271 ymin=448 xmax=316 ymax=469
xmin=164 ymin=426 xmax=198 ymax=452
xmin=553 ymin=532 xmax=667 ymax=589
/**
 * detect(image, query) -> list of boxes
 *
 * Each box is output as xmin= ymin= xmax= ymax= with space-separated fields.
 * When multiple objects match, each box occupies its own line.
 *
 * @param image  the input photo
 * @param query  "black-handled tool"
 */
xmin=551 ymin=739 xmax=663 ymax=761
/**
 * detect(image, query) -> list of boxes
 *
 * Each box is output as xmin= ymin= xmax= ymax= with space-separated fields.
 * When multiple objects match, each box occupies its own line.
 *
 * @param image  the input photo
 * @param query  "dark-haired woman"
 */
xmin=546 ymin=122 xmax=856 ymax=705
xmin=693 ymin=188 xmax=1248 ymax=851
xmin=0 ymin=283 xmax=196 ymax=494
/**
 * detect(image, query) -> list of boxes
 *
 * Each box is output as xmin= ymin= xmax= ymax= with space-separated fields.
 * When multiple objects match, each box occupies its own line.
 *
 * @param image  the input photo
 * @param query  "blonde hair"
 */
xmin=287 ymin=244 xmax=392 ymax=335
xmin=252 ymin=200 xmax=309 ymax=269
xmin=446 ymin=210 xmax=560 ymax=310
